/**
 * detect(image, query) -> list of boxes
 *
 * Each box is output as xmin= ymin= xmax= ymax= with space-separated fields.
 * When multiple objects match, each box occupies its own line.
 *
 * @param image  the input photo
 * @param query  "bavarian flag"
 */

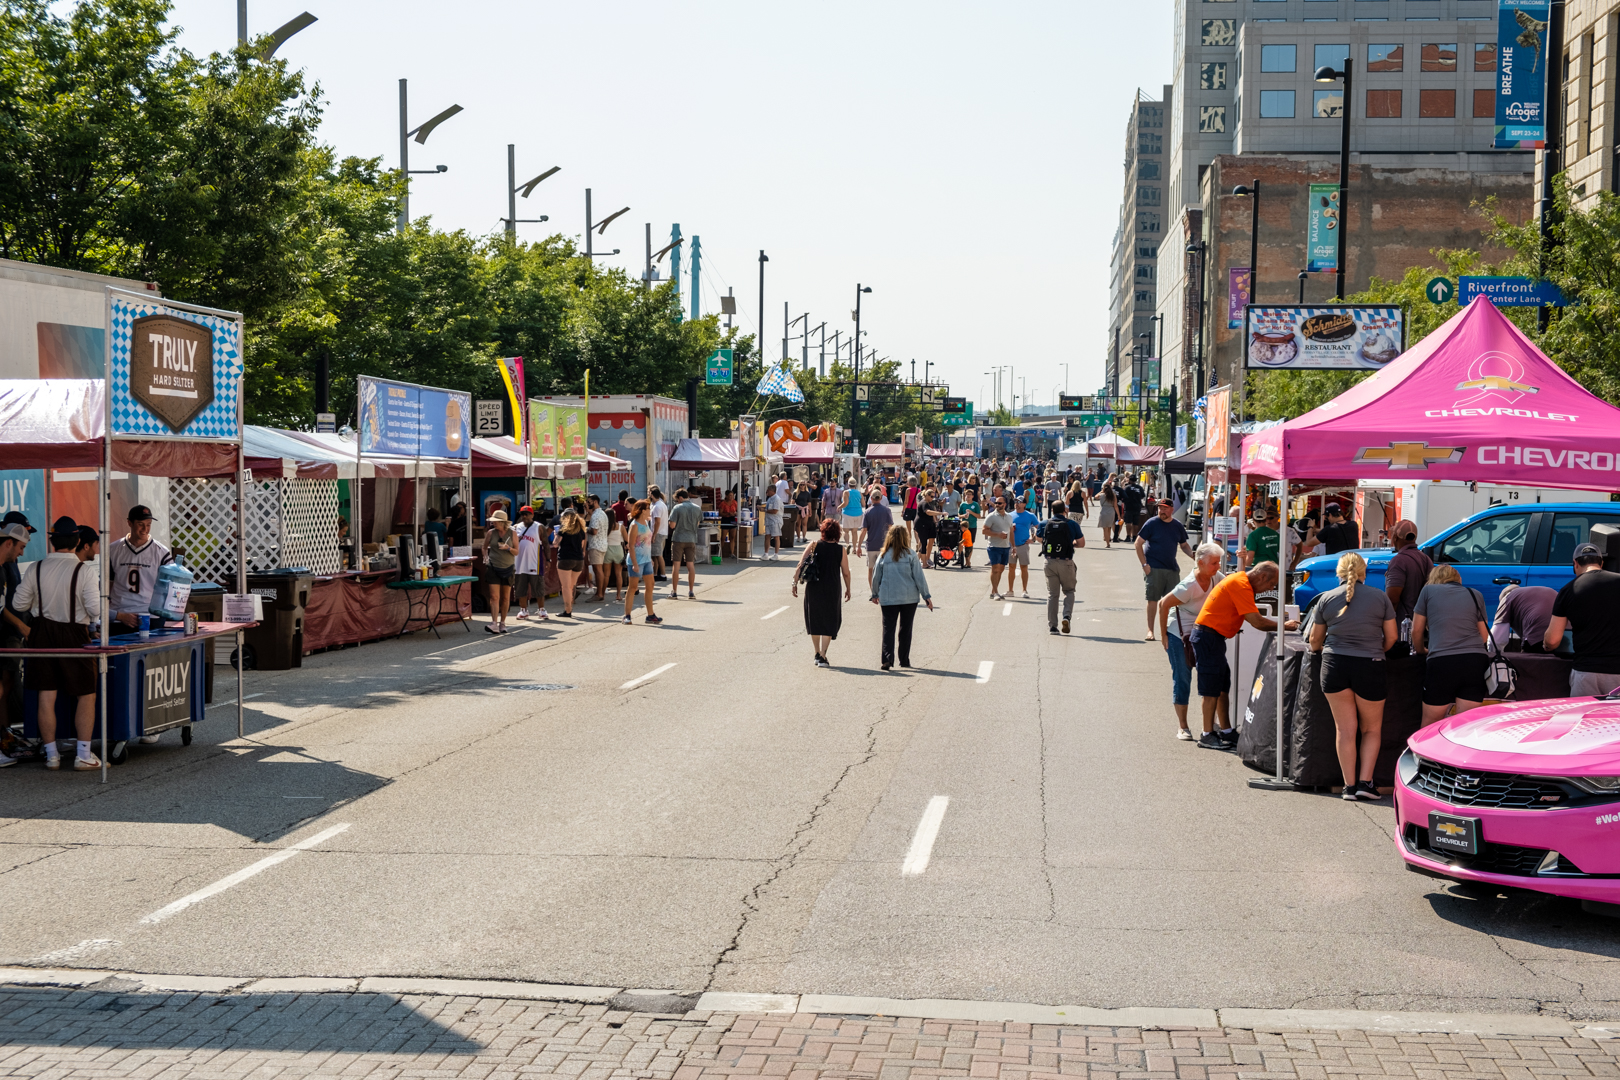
xmin=756 ymin=361 xmax=805 ymax=404
xmin=496 ymin=356 xmax=525 ymax=443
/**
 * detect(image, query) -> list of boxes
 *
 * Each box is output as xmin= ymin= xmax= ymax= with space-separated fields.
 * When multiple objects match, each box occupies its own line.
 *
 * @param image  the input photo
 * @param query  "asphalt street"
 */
xmin=2 ymin=530 xmax=1618 ymax=1017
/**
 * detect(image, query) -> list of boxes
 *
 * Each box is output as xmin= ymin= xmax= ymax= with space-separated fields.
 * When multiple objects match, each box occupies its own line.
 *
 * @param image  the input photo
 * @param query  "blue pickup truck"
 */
xmin=1291 ymin=502 xmax=1620 ymax=616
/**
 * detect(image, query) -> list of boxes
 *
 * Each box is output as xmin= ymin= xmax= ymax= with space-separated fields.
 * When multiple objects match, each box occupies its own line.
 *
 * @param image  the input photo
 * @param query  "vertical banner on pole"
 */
xmin=495 ymin=356 xmax=525 ymax=445
xmin=1306 ymin=185 xmax=1340 ymax=272
xmin=1495 ymin=0 xmax=1551 ymax=148
xmin=1228 ymin=268 xmax=1251 ymax=329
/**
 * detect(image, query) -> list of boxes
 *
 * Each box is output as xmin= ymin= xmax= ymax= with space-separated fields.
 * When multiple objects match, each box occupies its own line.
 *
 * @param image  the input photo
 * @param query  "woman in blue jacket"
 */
xmin=869 ymin=525 xmax=934 ymax=671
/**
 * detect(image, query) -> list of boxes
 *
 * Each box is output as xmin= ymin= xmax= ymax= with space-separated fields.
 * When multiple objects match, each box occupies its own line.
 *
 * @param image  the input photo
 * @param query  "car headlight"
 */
xmin=1291 ymin=569 xmax=1310 ymax=586
xmin=1398 ymin=749 xmax=1420 ymax=787
xmin=1567 ymin=776 xmax=1620 ymax=795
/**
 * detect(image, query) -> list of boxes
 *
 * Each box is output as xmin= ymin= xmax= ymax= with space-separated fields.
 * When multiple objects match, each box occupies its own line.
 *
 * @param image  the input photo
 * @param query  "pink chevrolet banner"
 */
xmin=1239 ymin=296 xmax=1620 ymax=490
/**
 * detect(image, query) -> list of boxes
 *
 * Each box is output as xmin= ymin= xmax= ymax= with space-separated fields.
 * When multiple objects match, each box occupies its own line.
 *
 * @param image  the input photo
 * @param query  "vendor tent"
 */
xmin=1165 ymin=442 xmax=1206 ymax=475
xmin=864 ymin=443 xmax=905 ymax=460
xmin=281 ymin=430 xmax=463 ymax=479
xmin=243 ymin=426 xmax=363 ymax=478
xmin=0 ymin=379 xmax=237 ymax=475
xmin=1240 ymin=296 xmax=1620 ymax=490
xmin=1084 ymin=431 xmax=1138 ymax=457
xmin=1056 ymin=443 xmax=1090 ymax=470
xmin=1118 ymin=445 xmax=1166 ymax=465
xmin=782 ymin=440 xmax=835 ymax=466
xmin=669 ymin=437 xmax=742 ymax=471
xmin=471 ymin=436 xmax=630 ymax=478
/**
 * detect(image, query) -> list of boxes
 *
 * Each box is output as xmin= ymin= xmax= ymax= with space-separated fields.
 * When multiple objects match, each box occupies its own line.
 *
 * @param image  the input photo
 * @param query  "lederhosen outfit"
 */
xmin=25 ymin=560 xmax=95 ymax=697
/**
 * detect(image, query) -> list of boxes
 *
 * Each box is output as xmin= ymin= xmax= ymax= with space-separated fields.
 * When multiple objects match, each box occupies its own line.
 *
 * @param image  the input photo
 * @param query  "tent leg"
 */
xmin=99 ymin=656 xmax=107 ymax=784
xmin=1251 ymin=473 xmax=1292 ymax=791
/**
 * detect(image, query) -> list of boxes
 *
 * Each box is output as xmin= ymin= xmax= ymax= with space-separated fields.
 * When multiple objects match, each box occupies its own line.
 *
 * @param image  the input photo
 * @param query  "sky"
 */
xmin=166 ymin=0 xmax=1176 ymax=414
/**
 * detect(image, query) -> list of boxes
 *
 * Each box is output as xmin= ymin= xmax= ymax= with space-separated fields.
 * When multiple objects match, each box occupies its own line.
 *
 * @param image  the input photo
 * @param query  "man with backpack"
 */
xmin=1039 ymin=502 xmax=1085 ymax=635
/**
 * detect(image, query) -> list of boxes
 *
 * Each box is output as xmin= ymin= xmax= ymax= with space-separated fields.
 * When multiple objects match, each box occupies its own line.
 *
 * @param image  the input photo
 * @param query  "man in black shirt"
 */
xmin=1120 ymin=479 xmax=1146 ymax=541
xmin=1319 ymin=502 xmax=1360 ymax=555
xmin=1546 ymin=542 xmax=1620 ymax=696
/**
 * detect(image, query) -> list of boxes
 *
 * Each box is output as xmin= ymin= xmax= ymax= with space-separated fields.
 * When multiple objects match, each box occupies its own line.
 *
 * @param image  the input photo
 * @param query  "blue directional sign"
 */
xmin=1458 ymin=276 xmax=1571 ymax=307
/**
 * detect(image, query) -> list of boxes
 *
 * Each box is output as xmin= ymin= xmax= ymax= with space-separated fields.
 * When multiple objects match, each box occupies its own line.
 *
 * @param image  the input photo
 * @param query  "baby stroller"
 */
xmin=933 ymin=516 xmax=966 ymax=568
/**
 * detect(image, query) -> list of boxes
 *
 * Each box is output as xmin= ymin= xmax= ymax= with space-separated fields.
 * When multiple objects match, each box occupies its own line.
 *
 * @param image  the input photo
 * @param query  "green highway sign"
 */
xmin=942 ymin=400 xmax=973 ymax=427
xmin=1077 ymin=413 xmax=1115 ymax=426
xmin=705 ymin=348 xmax=734 ymax=386
xmin=1424 ymin=277 xmax=1455 ymax=305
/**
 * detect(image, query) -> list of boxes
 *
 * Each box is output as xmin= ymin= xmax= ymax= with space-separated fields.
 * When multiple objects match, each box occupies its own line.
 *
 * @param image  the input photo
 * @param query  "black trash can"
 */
xmin=238 ymin=571 xmax=312 ymax=670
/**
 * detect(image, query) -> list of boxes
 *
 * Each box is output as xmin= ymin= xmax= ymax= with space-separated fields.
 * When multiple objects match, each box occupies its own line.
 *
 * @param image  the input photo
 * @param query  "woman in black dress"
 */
xmin=791 ymin=517 xmax=852 ymax=668
xmin=914 ymin=487 xmax=941 ymax=563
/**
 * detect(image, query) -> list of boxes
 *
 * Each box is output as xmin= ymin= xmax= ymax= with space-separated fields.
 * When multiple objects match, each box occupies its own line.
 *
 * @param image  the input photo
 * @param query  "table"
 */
xmin=387 ymin=575 xmax=476 ymax=638
xmin=304 ymin=562 xmax=474 ymax=651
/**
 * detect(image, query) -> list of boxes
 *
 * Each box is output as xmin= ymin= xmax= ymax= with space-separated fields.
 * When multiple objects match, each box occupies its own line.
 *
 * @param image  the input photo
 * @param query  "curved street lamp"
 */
xmin=1314 ymin=60 xmax=1353 ymax=299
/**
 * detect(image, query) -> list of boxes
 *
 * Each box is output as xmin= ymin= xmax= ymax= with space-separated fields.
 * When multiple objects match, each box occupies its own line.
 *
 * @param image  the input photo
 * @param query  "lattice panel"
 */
xmin=280 ymin=479 xmax=341 ymax=573
xmin=169 ymin=478 xmax=280 ymax=585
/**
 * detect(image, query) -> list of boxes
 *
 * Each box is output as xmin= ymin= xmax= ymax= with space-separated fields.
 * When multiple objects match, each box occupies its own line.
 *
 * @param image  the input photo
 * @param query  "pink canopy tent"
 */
xmin=1118 ymin=445 xmax=1166 ymax=464
xmin=865 ymin=443 xmax=905 ymax=460
xmin=782 ymin=440 xmax=834 ymax=466
xmin=669 ymin=437 xmax=743 ymax=471
xmin=1240 ymin=297 xmax=1620 ymax=490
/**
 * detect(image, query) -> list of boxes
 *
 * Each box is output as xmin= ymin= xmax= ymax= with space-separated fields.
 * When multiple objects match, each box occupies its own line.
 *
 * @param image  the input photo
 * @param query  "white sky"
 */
xmin=166 ymin=0 xmax=1175 ymax=413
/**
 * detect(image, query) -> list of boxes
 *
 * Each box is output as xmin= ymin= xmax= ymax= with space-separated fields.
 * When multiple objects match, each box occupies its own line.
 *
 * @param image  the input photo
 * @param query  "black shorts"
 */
xmin=1424 ymin=652 xmax=1489 ymax=706
xmin=902 ymin=508 xmax=917 ymax=522
xmin=1189 ymin=624 xmax=1230 ymax=698
xmin=26 ymin=619 xmax=95 ymax=697
xmin=483 ymin=564 xmax=515 ymax=586
xmin=1320 ymin=653 xmax=1388 ymax=701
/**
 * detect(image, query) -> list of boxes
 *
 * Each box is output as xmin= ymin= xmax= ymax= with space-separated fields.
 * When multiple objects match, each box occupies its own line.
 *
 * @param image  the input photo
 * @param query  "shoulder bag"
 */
xmin=1471 ymin=588 xmax=1516 ymax=699
xmin=797 ymin=540 xmax=821 ymax=585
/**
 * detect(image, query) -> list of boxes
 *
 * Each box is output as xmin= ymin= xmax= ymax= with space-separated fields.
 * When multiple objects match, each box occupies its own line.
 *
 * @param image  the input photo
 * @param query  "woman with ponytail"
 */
xmin=1309 ymin=551 xmax=1398 ymax=801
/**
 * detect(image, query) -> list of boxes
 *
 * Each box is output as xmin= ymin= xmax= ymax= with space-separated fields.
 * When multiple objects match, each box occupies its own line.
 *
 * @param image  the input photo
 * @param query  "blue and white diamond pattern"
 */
xmin=110 ymin=295 xmax=243 ymax=440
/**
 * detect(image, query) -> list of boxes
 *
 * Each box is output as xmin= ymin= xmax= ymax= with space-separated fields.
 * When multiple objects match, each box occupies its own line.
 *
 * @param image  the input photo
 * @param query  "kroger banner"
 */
xmin=1306 ymin=184 xmax=1339 ymax=273
xmin=1245 ymin=305 xmax=1405 ymax=370
xmin=357 ymin=376 xmax=471 ymax=459
xmin=1495 ymin=0 xmax=1550 ymax=148
xmin=109 ymin=292 xmax=243 ymax=441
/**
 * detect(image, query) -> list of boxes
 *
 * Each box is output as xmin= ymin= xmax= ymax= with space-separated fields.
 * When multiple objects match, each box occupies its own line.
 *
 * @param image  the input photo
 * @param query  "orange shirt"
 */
xmin=1195 ymin=572 xmax=1258 ymax=638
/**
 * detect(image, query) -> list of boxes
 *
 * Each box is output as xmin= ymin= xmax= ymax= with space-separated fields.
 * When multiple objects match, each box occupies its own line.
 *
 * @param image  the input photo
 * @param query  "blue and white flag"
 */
xmin=756 ymin=362 xmax=805 ymax=403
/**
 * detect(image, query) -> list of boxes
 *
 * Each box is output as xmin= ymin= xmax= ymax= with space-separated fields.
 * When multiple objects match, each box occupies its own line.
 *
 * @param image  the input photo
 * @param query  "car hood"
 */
xmin=1294 ymin=548 xmax=1394 ymax=575
xmin=1410 ymin=700 xmax=1620 ymax=773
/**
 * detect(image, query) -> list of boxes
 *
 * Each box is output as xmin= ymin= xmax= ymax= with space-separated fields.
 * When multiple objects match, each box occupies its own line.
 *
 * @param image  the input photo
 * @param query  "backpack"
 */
xmin=1039 ymin=520 xmax=1075 ymax=560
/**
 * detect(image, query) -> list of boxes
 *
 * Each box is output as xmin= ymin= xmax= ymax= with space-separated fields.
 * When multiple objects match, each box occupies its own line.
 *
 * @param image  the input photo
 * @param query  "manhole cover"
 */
xmin=502 ymin=683 xmax=574 ymax=691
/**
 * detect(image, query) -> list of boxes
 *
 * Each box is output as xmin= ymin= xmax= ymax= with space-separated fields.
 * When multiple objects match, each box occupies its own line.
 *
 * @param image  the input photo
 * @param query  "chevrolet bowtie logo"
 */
xmin=1436 ymin=822 xmax=1467 ymax=837
xmin=1354 ymin=442 xmax=1466 ymax=470
xmin=1456 ymin=375 xmax=1539 ymax=394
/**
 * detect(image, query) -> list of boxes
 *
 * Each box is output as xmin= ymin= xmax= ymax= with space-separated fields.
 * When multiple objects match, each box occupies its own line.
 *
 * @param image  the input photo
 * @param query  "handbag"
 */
xmin=1471 ymin=589 xmax=1517 ymax=699
xmin=1175 ymin=606 xmax=1196 ymax=669
xmin=797 ymin=540 xmax=822 ymax=585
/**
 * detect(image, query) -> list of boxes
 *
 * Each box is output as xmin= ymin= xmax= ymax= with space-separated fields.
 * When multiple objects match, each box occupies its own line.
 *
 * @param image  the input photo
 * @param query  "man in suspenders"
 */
xmin=13 ymin=517 xmax=102 ymax=770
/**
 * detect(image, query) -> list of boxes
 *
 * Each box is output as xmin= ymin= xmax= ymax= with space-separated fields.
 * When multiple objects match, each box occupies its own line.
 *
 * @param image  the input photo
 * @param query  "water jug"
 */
xmin=149 ymin=557 xmax=195 ymax=622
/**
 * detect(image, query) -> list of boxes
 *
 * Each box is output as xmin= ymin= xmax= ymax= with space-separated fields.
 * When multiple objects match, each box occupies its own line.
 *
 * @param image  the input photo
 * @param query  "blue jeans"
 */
xmin=1166 ymin=634 xmax=1192 ymax=706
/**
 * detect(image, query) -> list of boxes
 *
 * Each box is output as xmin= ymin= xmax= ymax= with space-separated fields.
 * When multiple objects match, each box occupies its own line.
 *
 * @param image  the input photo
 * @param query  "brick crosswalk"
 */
xmin=4 ymin=986 xmax=1620 ymax=1080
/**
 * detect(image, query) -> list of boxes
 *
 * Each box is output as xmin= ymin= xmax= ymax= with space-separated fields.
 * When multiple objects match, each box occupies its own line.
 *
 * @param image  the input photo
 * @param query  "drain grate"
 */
xmin=502 ymin=683 xmax=574 ymax=692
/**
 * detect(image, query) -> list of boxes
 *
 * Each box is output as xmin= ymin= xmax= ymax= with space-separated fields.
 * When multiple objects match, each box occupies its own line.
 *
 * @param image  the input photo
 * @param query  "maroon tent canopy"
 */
xmin=669 ymin=437 xmax=742 ymax=471
xmin=0 ymin=379 xmax=238 ymax=476
xmin=782 ymin=440 xmax=834 ymax=466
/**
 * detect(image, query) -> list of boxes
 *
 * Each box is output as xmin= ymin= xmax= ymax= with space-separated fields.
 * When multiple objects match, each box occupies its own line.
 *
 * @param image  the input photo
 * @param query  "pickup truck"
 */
xmin=1290 ymin=502 xmax=1620 ymax=617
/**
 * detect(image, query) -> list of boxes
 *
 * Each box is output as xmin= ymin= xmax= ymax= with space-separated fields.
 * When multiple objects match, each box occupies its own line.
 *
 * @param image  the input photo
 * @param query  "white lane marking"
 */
xmin=619 ymin=663 xmax=676 ymax=690
xmin=762 ymin=606 xmax=790 ymax=620
xmin=208 ymin=693 xmax=264 ymax=708
xmin=1002 ymin=603 xmax=1012 ymax=616
xmin=976 ymin=661 xmax=994 ymax=684
xmin=902 ymin=796 xmax=950 ymax=876
xmin=140 ymin=824 xmax=351 ymax=925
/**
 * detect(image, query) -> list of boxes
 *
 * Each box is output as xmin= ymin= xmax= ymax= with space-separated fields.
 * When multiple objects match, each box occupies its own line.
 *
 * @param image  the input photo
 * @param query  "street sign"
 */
xmin=855 ymin=385 xmax=869 ymax=401
xmin=1059 ymin=394 xmax=1084 ymax=412
xmin=315 ymin=412 xmax=336 ymax=434
xmin=475 ymin=399 xmax=504 ymax=436
xmin=1424 ymin=277 xmax=1454 ymax=304
xmin=1077 ymin=413 xmax=1115 ymax=426
xmin=942 ymin=397 xmax=967 ymax=415
xmin=1458 ymin=277 xmax=1572 ymax=307
xmin=705 ymin=348 xmax=734 ymax=386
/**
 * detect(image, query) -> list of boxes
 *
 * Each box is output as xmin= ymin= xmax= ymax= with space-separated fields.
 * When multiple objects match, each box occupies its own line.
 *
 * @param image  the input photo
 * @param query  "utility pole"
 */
xmin=507 ymin=145 xmax=517 ymax=241
xmin=237 ymin=0 xmax=247 ymax=43
xmin=783 ymin=301 xmax=790 ymax=363
xmin=689 ymin=236 xmax=701 ymax=322
xmin=398 ymin=80 xmax=409 ymax=232
xmin=851 ymin=285 xmax=871 ymax=452
xmin=1334 ymin=60 xmax=1353 ymax=301
xmin=758 ymin=251 xmax=768 ymax=363
xmin=644 ymin=223 xmax=652 ymax=288
xmin=585 ymin=188 xmax=593 ymax=259
xmin=726 ymin=287 xmax=733 ymax=330
xmin=819 ymin=323 xmax=827 ymax=376
xmin=1539 ymin=0 xmax=1567 ymax=332
xmin=671 ymin=224 xmax=682 ymax=309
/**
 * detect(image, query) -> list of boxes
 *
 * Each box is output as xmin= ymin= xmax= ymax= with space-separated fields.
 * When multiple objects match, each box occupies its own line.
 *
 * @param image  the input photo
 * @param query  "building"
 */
xmin=1106 ymin=89 xmax=1170 ymax=397
xmin=1548 ymin=0 xmax=1620 ymax=209
xmin=1150 ymin=0 xmax=1529 ymax=404
xmin=1193 ymin=152 xmax=1533 ymax=392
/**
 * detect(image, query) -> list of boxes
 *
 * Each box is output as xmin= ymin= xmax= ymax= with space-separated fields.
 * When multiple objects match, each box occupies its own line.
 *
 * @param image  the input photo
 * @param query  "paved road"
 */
xmin=2 ymin=533 xmax=1618 ymax=1016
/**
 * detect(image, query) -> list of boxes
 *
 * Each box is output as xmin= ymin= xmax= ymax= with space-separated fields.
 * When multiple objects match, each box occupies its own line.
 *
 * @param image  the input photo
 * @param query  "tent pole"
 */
xmin=100 ymin=290 xmax=112 ymax=783
xmin=354 ymin=400 xmax=363 ymax=565
xmin=236 ymin=440 xmax=246 ymax=739
xmin=1250 ymin=471 xmax=1292 ymax=791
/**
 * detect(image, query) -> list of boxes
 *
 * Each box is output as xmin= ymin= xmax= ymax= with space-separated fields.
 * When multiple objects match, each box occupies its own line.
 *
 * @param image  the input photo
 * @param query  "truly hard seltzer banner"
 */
xmin=143 ymin=646 xmax=193 ymax=731
xmin=110 ymin=294 xmax=243 ymax=440
xmin=1495 ymin=0 xmax=1551 ymax=147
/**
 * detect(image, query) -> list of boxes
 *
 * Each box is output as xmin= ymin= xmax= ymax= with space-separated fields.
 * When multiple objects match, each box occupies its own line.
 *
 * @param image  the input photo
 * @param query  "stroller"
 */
xmin=933 ymin=516 xmax=967 ymax=568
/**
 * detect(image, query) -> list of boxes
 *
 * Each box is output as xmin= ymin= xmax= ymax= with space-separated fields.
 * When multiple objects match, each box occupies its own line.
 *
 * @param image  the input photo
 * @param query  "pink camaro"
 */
xmin=1396 ymin=699 xmax=1620 ymax=916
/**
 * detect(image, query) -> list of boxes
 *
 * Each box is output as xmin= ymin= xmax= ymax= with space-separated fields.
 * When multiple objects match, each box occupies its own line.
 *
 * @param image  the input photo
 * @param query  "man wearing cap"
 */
xmin=1241 ymin=508 xmax=1280 ymax=569
xmin=0 ymin=519 xmax=34 ymax=764
xmin=511 ymin=505 xmax=548 ymax=622
xmin=1545 ymin=543 xmax=1620 ymax=695
xmin=11 ymin=517 xmax=102 ymax=770
xmin=107 ymin=505 xmax=173 ymax=629
xmin=1319 ymin=502 xmax=1360 ymax=556
xmin=1383 ymin=518 xmax=1433 ymax=636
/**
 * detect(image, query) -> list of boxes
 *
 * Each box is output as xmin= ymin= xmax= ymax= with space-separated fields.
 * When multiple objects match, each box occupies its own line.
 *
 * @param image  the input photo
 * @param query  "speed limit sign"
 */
xmin=475 ymin=400 xmax=504 ymax=436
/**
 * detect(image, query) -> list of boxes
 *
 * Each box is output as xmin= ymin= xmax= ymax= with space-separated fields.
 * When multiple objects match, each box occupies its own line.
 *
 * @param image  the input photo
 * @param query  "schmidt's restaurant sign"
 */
xmin=108 ymin=290 xmax=244 ymax=441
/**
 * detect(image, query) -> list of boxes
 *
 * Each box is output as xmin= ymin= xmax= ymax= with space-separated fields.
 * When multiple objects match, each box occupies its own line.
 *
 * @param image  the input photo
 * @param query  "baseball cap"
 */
xmin=1575 ymin=542 xmax=1605 ymax=563
xmin=127 ymin=504 xmax=154 ymax=522
xmin=1250 ymin=509 xmax=1268 ymax=524
xmin=1 ymin=511 xmax=34 ymax=533
xmin=77 ymin=524 xmax=98 ymax=548
xmin=518 ymin=504 xmax=534 ymax=514
xmin=1324 ymin=502 xmax=1343 ymax=515
xmin=1 ymin=523 xmax=30 ymax=545
xmin=1392 ymin=518 xmax=1419 ymax=541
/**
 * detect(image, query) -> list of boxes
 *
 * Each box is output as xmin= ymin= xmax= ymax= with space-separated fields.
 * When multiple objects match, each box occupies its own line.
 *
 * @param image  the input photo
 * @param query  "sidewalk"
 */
xmin=4 ymin=981 xmax=1620 ymax=1080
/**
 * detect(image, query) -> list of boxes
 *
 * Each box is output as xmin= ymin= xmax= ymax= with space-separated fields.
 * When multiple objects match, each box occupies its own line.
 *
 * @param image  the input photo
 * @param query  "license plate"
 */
xmin=1429 ymin=812 xmax=1481 ymax=857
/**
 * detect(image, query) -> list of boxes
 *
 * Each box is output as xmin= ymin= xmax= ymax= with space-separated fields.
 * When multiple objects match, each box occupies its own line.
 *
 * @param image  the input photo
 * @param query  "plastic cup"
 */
xmin=1285 ymin=604 xmax=1300 ymax=622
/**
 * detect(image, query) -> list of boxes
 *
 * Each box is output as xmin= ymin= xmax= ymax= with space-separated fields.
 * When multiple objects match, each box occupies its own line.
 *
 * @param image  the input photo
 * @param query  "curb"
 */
xmin=1 ymin=968 xmax=1615 ymax=1039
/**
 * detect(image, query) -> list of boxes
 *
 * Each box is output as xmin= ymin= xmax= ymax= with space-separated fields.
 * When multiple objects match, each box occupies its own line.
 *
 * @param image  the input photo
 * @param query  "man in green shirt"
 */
xmin=1242 ymin=508 xmax=1280 ymax=569
xmin=958 ymin=495 xmax=981 ymax=568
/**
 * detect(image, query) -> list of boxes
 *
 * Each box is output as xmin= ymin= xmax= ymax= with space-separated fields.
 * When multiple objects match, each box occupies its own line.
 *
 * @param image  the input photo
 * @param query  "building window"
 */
xmin=1139 ymin=160 xmax=1161 ymax=179
xmin=1198 ymin=105 xmax=1228 ymax=132
xmin=1201 ymin=19 xmax=1236 ymax=45
xmin=1421 ymin=42 xmax=1457 ymax=70
xmin=1474 ymin=42 xmax=1497 ymax=70
xmin=1314 ymin=89 xmax=1344 ymax=116
xmin=1138 ymin=245 xmax=1157 ymax=257
xmin=1419 ymin=88 xmax=1456 ymax=116
xmin=1138 ymin=211 xmax=1161 ymax=233
xmin=1367 ymin=43 xmax=1403 ymax=70
xmin=1201 ymin=62 xmax=1228 ymax=89
xmin=1259 ymin=89 xmax=1296 ymax=117
xmin=1473 ymin=88 xmax=1494 ymax=116
xmin=1260 ymin=44 xmax=1297 ymax=71
xmin=1138 ymin=186 xmax=1161 ymax=205
xmin=1367 ymin=88 xmax=1402 ymax=117
xmin=1137 ymin=265 xmax=1156 ymax=280
xmin=1314 ymin=43 xmax=1351 ymax=70
xmin=1139 ymin=132 xmax=1162 ymax=154
xmin=1136 ymin=291 xmax=1154 ymax=305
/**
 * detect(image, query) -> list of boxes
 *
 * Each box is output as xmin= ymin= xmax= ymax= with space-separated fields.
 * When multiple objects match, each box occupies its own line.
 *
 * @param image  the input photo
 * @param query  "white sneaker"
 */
xmin=138 ymin=734 xmax=160 ymax=744
xmin=0 ymin=752 xmax=15 ymax=767
xmin=1176 ymin=729 xmax=1195 ymax=741
xmin=74 ymin=754 xmax=101 ymax=771
xmin=45 ymin=754 xmax=61 ymax=770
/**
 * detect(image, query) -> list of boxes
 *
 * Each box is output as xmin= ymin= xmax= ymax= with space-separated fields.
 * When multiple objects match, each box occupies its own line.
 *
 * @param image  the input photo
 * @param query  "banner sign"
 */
xmin=109 ymin=292 xmax=243 ymax=441
xmin=555 ymin=405 xmax=587 ymax=460
xmin=495 ymin=356 xmax=525 ymax=444
xmin=1228 ymin=268 xmax=1251 ymax=329
xmin=705 ymin=348 xmax=734 ymax=386
xmin=1244 ymin=305 xmax=1405 ymax=370
xmin=1175 ymin=424 xmax=1188 ymax=453
xmin=527 ymin=401 xmax=556 ymax=457
xmin=1206 ymin=385 xmax=1231 ymax=463
xmin=142 ymin=645 xmax=194 ymax=731
xmin=357 ymin=375 xmax=471 ymax=459
xmin=1495 ymin=0 xmax=1551 ymax=148
xmin=1306 ymin=185 xmax=1340 ymax=273
xmin=1459 ymin=276 xmax=1570 ymax=306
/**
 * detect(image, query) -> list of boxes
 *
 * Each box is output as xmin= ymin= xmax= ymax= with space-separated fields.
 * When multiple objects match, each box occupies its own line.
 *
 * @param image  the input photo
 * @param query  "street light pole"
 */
xmin=851 ymin=284 xmax=871 ymax=452
xmin=758 ymin=251 xmax=768 ymax=365
xmin=503 ymin=145 xmax=554 ymax=240
xmin=1233 ymin=179 xmax=1260 ymax=308
xmin=397 ymin=79 xmax=462 ymax=234
xmin=1315 ymin=60 xmax=1354 ymax=299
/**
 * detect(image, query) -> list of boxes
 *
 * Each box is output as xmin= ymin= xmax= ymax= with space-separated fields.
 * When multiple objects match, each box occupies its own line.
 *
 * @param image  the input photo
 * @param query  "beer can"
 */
xmin=185 ymin=612 xmax=198 ymax=635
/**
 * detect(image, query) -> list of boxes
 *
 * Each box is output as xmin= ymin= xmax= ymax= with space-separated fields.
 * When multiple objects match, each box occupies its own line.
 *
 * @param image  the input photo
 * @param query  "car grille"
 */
xmin=1410 ymin=760 xmax=1573 ymax=809
xmin=1404 ymin=824 xmax=1581 ymax=876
